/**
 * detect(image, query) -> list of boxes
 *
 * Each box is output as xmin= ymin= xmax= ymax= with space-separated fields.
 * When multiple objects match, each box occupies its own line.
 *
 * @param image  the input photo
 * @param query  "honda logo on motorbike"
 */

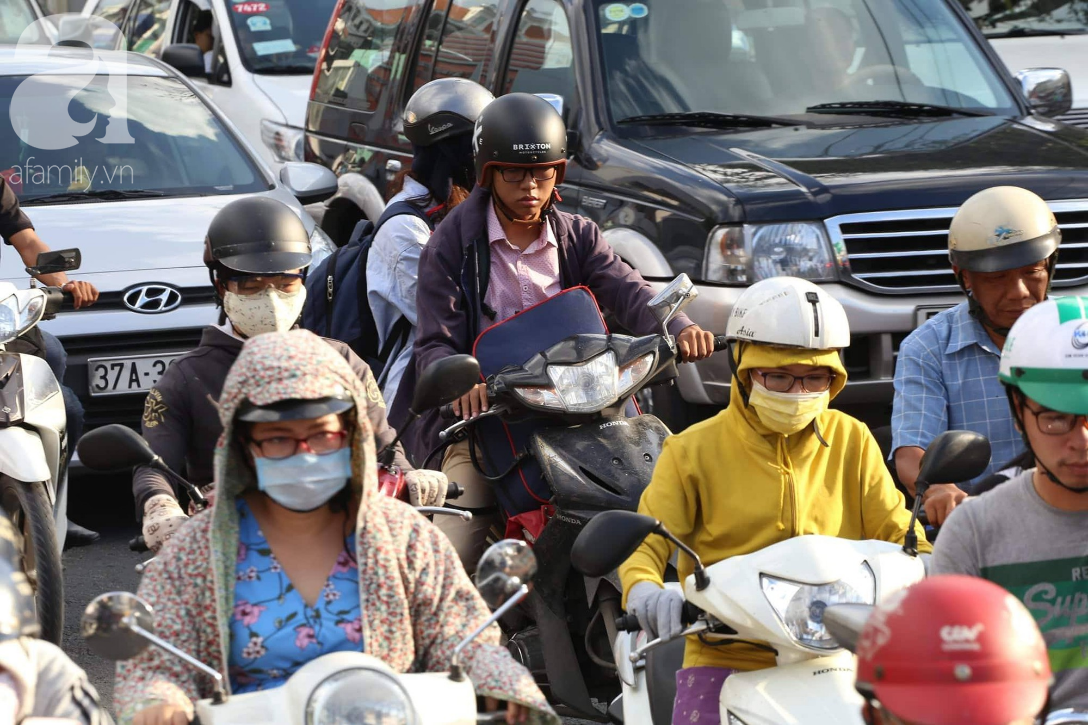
xmin=123 ymin=284 xmax=182 ymax=314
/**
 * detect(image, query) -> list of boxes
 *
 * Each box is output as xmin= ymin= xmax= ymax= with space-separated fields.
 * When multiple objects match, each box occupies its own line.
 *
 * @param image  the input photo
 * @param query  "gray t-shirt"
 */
xmin=932 ymin=469 xmax=1088 ymax=710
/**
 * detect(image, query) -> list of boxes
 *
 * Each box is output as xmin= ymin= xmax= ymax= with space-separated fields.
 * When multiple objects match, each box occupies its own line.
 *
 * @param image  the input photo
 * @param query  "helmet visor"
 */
xmin=876 ymin=681 xmax=1047 ymax=725
xmin=950 ymin=228 xmax=1059 ymax=274
xmin=236 ymin=396 xmax=354 ymax=423
xmin=215 ymin=239 xmax=312 ymax=275
xmin=1000 ymin=366 xmax=1088 ymax=415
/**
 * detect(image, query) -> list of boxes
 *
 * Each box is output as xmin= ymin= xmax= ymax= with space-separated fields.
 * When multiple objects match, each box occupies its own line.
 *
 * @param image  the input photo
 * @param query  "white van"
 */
xmin=92 ymin=0 xmax=337 ymax=169
xmin=961 ymin=0 xmax=1088 ymax=125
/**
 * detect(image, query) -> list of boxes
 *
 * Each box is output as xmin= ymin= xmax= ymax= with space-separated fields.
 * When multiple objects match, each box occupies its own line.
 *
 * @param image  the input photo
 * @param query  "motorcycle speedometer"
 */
xmin=305 ymin=666 xmax=418 ymax=725
xmin=760 ymin=563 xmax=875 ymax=650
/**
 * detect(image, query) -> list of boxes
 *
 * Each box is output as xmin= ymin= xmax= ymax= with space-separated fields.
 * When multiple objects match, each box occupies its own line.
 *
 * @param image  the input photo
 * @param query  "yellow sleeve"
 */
xmin=858 ymin=426 xmax=933 ymax=554
xmin=618 ymin=435 xmax=699 ymax=606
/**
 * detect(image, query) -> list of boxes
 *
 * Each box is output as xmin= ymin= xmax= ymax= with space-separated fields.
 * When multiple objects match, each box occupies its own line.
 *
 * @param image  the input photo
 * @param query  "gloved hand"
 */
xmin=405 ymin=469 xmax=448 ymax=508
xmin=626 ymin=581 xmax=684 ymax=641
xmin=143 ymin=494 xmax=189 ymax=553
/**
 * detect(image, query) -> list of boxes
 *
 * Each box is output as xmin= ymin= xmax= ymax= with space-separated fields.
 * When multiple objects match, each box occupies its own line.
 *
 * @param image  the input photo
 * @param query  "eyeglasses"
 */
xmin=497 ymin=166 xmax=558 ymax=184
xmin=249 ymin=430 xmax=350 ymax=459
xmin=752 ymin=369 xmax=835 ymax=393
xmin=1023 ymin=405 xmax=1088 ymax=436
xmin=229 ymin=274 xmax=304 ymax=296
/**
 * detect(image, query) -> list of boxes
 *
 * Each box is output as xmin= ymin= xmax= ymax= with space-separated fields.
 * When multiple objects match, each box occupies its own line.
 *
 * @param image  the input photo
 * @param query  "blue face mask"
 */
xmin=254 ymin=447 xmax=352 ymax=512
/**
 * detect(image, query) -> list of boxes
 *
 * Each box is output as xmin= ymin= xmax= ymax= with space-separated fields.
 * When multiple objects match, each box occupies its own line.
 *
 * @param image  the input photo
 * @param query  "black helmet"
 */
xmin=0 ymin=512 xmax=39 ymax=642
xmin=404 ymin=78 xmax=494 ymax=148
xmin=472 ymin=93 xmax=567 ymax=185
xmin=205 ymin=197 xmax=312 ymax=276
xmin=236 ymin=392 xmax=354 ymax=423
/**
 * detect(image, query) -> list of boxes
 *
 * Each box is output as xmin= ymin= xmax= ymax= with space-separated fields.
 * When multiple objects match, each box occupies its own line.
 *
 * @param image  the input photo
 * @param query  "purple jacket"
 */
xmin=392 ymin=186 xmax=693 ymax=462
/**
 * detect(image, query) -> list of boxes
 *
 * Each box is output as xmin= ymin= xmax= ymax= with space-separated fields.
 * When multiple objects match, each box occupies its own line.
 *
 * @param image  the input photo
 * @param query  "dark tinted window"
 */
xmin=413 ymin=0 xmax=500 ymax=91
xmin=225 ymin=0 xmax=339 ymax=74
xmin=503 ymin=0 xmax=575 ymax=109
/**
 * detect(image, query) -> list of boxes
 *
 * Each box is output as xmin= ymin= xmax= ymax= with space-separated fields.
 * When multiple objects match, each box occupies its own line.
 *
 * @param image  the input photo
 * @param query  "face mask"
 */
xmin=254 ymin=447 xmax=351 ymax=512
xmin=223 ymin=287 xmax=307 ymax=338
xmin=748 ymin=382 xmax=830 ymax=436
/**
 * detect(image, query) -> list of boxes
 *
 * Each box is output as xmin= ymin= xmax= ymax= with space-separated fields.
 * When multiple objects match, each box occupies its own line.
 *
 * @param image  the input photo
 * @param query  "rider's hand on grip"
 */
xmin=143 ymin=494 xmax=189 ymax=553
xmin=405 ymin=469 xmax=448 ymax=507
xmin=132 ymin=698 xmax=194 ymax=725
xmin=626 ymin=581 xmax=684 ymax=641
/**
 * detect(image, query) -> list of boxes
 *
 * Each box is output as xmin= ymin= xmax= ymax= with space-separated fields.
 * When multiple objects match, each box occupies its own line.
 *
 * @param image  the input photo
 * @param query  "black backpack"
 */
xmin=301 ymin=201 xmax=434 ymax=375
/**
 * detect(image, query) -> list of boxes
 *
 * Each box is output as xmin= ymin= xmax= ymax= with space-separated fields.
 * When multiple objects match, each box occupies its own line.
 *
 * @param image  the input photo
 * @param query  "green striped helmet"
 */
xmin=999 ymin=296 xmax=1088 ymax=414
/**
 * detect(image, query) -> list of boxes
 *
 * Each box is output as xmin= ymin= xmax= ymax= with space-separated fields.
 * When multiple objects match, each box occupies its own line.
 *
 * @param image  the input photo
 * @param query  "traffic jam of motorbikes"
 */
xmin=0 ymin=0 xmax=1086 ymax=722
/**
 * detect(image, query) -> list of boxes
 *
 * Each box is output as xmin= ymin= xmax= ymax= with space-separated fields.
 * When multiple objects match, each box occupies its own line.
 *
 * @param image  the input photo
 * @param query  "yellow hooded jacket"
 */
xmin=619 ymin=344 xmax=930 ymax=672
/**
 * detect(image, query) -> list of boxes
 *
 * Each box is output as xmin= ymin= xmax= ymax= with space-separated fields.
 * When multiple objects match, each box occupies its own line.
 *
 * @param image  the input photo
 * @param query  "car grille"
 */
xmin=1059 ymin=108 xmax=1088 ymax=129
xmin=59 ymin=285 xmax=216 ymax=313
xmin=827 ymin=200 xmax=1088 ymax=293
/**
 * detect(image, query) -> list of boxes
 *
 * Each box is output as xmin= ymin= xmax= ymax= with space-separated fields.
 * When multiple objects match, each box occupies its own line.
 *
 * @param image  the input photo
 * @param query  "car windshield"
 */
xmin=227 ymin=0 xmax=340 ymax=74
xmin=0 ymin=74 xmax=268 ymax=203
xmin=960 ymin=0 xmax=1088 ymax=37
xmin=593 ymin=0 xmax=1019 ymax=124
xmin=0 ymin=0 xmax=39 ymax=44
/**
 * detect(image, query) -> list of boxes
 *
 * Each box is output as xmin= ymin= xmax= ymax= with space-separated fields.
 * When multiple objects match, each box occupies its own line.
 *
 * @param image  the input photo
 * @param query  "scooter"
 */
xmin=0 ymin=248 xmax=81 ymax=645
xmin=570 ymin=430 xmax=992 ymax=724
xmin=429 ymin=275 xmax=726 ymax=720
xmin=81 ymin=538 xmax=540 ymax=725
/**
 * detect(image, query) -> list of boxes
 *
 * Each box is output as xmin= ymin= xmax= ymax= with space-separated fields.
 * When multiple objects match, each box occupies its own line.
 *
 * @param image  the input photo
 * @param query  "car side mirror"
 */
xmin=648 ymin=273 xmax=697 ymax=335
xmin=1016 ymin=68 xmax=1072 ymax=118
xmin=412 ymin=355 xmax=480 ymax=413
xmin=475 ymin=540 xmax=538 ymax=610
xmin=162 ymin=43 xmax=206 ymax=79
xmin=77 ymin=424 xmax=157 ymax=472
xmin=571 ymin=510 xmax=660 ymax=577
xmin=25 ymin=248 xmax=80 ymax=277
xmin=279 ymin=163 xmax=338 ymax=205
xmin=916 ymin=430 xmax=991 ymax=490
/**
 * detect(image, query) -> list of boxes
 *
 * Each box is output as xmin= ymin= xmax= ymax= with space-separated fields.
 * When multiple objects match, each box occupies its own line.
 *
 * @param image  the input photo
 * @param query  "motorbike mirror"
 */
xmin=916 ymin=430 xmax=991 ymax=490
xmin=77 ymin=424 xmax=157 ymax=472
xmin=81 ymin=592 xmax=155 ymax=661
xmin=412 ymin=354 xmax=481 ymax=413
xmin=474 ymin=539 xmax=538 ymax=610
xmin=822 ymin=603 xmax=874 ymax=654
xmin=571 ymin=510 xmax=660 ymax=578
xmin=25 ymin=248 xmax=81 ymax=277
xmin=648 ymin=274 xmax=697 ymax=334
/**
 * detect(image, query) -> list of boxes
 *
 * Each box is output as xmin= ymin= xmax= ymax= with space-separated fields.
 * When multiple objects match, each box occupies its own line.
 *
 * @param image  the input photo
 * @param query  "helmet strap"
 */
xmin=726 ymin=341 xmax=750 ymax=406
xmin=492 ymin=194 xmax=546 ymax=228
xmin=1006 ymin=387 xmax=1088 ymax=495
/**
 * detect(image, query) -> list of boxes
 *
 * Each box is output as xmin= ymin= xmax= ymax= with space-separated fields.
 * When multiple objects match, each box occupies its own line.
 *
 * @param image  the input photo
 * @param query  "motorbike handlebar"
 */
xmin=439 ymin=403 xmax=457 ymax=420
xmin=615 ymin=602 xmax=703 ymax=632
xmin=446 ymin=481 xmax=463 ymax=500
xmin=714 ymin=335 xmax=728 ymax=352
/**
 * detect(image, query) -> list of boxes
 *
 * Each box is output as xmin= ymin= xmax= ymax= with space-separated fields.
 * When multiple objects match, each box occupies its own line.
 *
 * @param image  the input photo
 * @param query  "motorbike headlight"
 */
xmin=306 ymin=667 xmax=418 ymax=725
xmin=703 ymin=223 xmax=840 ymax=284
xmin=760 ymin=563 xmax=875 ymax=650
xmin=261 ymin=120 xmax=306 ymax=163
xmin=617 ymin=353 xmax=655 ymax=395
xmin=23 ymin=355 xmax=61 ymax=411
xmin=0 ymin=290 xmax=47 ymax=345
xmin=513 ymin=351 xmax=621 ymax=413
xmin=309 ymin=225 xmax=336 ymax=268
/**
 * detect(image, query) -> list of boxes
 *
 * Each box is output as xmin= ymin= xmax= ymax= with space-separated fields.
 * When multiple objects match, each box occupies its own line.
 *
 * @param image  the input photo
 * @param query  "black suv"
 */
xmin=304 ymin=0 xmax=1088 ymax=419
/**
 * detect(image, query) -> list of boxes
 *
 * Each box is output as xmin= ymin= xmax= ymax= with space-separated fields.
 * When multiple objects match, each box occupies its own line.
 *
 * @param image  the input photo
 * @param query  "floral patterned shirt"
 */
xmin=229 ymin=499 xmax=363 ymax=693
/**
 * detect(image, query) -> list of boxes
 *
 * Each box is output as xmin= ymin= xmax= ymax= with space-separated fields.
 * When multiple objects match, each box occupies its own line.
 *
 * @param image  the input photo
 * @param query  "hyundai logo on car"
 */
xmin=122 ymin=284 xmax=183 ymax=314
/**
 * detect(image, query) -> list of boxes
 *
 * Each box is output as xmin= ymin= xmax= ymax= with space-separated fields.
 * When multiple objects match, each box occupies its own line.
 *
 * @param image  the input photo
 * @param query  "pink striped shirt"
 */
xmin=482 ymin=202 xmax=561 ymax=326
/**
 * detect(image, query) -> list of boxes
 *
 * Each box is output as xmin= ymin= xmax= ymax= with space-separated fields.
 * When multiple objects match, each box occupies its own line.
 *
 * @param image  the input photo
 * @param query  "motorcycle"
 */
xmin=0 ymin=248 xmax=81 ymax=644
xmin=428 ymin=274 xmax=726 ymax=720
xmin=80 ymin=538 xmax=539 ymax=724
xmin=569 ymin=430 xmax=992 ymax=724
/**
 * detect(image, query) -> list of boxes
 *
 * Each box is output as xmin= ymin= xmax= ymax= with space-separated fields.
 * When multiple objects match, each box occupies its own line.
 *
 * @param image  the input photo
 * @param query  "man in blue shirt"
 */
xmin=893 ymin=186 xmax=1059 ymax=525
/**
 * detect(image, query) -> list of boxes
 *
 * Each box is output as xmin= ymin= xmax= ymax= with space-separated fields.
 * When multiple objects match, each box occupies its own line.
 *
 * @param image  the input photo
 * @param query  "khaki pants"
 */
xmin=435 ymin=439 xmax=504 ymax=574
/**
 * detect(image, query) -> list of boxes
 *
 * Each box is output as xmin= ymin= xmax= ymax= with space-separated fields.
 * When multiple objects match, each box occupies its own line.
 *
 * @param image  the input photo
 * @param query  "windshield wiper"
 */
xmin=24 ymin=189 xmax=166 ymax=205
xmin=805 ymin=101 xmax=992 ymax=118
xmin=984 ymin=26 xmax=1088 ymax=38
xmin=617 ymin=111 xmax=805 ymax=128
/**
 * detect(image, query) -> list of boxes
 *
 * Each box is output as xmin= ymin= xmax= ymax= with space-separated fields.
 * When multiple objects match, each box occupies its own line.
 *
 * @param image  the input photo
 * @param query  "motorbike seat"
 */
xmin=644 ymin=636 xmax=685 ymax=725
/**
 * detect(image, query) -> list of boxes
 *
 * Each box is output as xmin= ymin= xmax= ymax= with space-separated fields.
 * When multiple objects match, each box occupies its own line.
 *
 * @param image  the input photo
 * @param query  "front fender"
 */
xmin=0 ymin=428 xmax=50 ymax=483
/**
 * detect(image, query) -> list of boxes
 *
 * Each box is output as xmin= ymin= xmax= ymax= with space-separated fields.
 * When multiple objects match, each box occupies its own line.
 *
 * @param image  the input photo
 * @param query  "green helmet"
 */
xmin=999 ymin=296 xmax=1088 ymax=414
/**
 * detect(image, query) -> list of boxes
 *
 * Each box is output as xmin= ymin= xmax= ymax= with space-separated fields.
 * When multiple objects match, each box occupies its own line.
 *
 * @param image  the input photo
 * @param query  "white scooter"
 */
xmin=0 ymin=248 xmax=81 ymax=645
xmin=82 ymin=538 xmax=539 ymax=724
xmin=570 ymin=430 xmax=992 ymax=724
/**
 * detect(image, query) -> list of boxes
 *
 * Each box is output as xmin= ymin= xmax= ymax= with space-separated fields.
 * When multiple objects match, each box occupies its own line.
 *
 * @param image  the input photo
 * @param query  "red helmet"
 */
xmin=855 ymin=575 xmax=1051 ymax=725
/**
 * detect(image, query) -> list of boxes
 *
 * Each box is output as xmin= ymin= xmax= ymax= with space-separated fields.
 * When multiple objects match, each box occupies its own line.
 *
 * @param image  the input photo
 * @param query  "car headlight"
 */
xmin=0 ymin=290 xmax=47 ymax=345
xmin=261 ymin=120 xmax=306 ymax=163
xmin=703 ymin=223 xmax=839 ymax=284
xmin=760 ymin=563 xmax=875 ymax=650
xmin=309 ymin=225 xmax=336 ymax=269
xmin=306 ymin=667 xmax=418 ymax=725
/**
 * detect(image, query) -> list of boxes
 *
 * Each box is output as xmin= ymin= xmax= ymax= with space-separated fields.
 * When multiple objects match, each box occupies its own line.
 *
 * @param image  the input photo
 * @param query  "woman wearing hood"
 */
xmin=115 ymin=329 xmax=557 ymax=725
xmin=618 ymin=277 xmax=929 ymax=725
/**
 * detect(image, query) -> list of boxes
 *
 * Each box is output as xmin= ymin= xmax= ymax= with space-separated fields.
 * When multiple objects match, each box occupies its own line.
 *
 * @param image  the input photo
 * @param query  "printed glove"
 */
xmin=405 ymin=469 xmax=448 ymax=508
xmin=626 ymin=581 xmax=684 ymax=641
xmin=143 ymin=494 xmax=189 ymax=553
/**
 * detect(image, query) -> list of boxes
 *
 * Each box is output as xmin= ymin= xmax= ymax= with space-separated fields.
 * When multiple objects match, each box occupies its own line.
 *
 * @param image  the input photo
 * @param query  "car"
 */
xmin=959 ymin=0 xmax=1088 ymax=129
xmin=79 ymin=0 xmax=133 ymax=48
xmin=0 ymin=44 xmax=338 ymax=459
xmin=1 ymin=0 xmax=55 ymax=45
xmin=304 ymin=0 xmax=1088 ymax=426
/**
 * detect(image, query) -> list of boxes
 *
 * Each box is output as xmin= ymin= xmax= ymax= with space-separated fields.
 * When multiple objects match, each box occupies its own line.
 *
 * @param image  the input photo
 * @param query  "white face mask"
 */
xmin=748 ymin=381 xmax=830 ymax=435
xmin=223 ymin=287 xmax=307 ymax=338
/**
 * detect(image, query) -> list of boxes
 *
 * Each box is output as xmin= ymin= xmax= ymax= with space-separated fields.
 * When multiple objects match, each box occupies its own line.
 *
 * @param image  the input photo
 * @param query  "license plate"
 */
xmin=87 ymin=353 xmax=184 ymax=396
xmin=914 ymin=305 xmax=953 ymax=327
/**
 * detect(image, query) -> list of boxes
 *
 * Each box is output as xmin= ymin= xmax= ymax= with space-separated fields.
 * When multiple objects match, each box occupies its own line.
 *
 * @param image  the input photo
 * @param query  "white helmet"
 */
xmin=949 ymin=186 xmax=1060 ymax=274
xmin=999 ymin=296 xmax=1088 ymax=415
xmin=725 ymin=277 xmax=850 ymax=350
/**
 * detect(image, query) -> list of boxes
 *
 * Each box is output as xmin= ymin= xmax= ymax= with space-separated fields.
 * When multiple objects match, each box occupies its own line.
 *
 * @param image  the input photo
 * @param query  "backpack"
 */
xmin=301 ymin=201 xmax=434 ymax=375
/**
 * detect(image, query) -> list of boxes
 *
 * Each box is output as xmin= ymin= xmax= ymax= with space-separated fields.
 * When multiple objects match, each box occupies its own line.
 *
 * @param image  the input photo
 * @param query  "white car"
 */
xmin=85 ymin=0 xmax=337 ymax=171
xmin=2 ymin=0 xmax=55 ymax=45
xmin=0 ymin=45 xmax=337 ymax=457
